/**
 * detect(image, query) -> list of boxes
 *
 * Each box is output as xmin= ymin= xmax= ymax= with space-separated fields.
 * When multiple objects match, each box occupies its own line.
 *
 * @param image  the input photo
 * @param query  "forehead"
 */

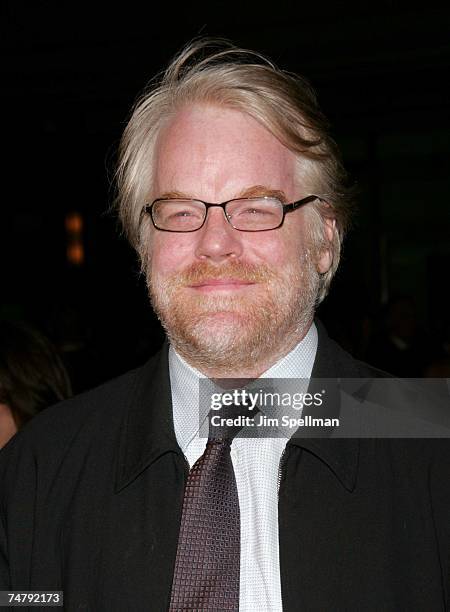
xmin=153 ymin=103 xmax=298 ymax=199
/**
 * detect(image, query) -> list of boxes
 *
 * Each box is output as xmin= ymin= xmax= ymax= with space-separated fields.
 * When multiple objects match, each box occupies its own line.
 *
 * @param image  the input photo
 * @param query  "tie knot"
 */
xmin=207 ymin=401 xmax=256 ymax=443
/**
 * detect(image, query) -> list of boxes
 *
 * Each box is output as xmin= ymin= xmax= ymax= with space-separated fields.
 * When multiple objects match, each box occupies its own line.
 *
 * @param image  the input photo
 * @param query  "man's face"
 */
xmin=146 ymin=104 xmax=329 ymax=375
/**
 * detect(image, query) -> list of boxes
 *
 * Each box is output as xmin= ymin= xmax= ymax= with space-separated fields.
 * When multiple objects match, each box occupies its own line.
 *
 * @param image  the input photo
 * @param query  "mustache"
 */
xmin=166 ymin=261 xmax=278 ymax=286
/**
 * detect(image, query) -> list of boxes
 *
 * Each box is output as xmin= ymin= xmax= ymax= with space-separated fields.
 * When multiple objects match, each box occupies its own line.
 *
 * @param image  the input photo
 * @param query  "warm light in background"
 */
xmin=67 ymin=242 xmax=84 ymax=265
xmin=65 ymin=212 xmax=83 ymax=234
xmin=65 ymin=211 xmax=85 ymax=266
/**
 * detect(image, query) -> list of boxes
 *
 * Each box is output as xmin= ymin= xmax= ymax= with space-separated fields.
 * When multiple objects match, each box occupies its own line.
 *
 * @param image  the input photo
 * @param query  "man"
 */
xmin=1 ymin=40 xmax=449 ymax=611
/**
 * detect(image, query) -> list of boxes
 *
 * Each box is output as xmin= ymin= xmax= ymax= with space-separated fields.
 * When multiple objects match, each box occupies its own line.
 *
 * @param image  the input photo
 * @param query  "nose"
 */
xmin=194 ymin=206 xmax=243 ymax=263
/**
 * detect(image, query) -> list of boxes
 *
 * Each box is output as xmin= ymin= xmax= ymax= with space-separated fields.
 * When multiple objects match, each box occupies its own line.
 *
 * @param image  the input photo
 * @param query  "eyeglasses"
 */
xmin=143 ymin=195 xmax=322 ymax=232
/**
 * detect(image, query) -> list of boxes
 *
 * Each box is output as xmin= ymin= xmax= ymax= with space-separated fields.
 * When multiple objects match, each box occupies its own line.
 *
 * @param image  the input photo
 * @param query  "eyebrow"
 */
xmin=237 ymin=185 xmax=288 ymax=202
xmin=158 ymin=190 xmax=191 ymax=199
xmin=157 ymin=186 xmax=288 ymax=202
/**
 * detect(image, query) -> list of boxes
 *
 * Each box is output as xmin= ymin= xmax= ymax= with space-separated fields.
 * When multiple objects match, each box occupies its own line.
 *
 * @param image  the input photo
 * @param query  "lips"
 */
xmin=189 ymin=278 xmax=256 ymax=291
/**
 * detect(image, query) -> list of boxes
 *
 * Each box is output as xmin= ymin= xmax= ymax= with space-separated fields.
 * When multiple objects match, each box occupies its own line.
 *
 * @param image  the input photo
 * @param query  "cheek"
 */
xmin=249 ymin=221 xmax=307 ymax=267
xmin=150 ymin=234 xmax=194 ymax=277
xmin=251 ymin=238 xmax=290 ymax=266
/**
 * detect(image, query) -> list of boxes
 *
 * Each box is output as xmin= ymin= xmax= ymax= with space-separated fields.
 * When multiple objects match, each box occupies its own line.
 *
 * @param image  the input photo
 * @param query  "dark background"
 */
xmin=1 ymin=2 xmax=449 ymax=390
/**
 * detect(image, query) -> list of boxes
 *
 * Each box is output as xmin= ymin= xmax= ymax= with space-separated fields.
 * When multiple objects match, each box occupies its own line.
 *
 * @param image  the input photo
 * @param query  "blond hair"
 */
xmin=116 ymin=39 xmax=353 ymax=303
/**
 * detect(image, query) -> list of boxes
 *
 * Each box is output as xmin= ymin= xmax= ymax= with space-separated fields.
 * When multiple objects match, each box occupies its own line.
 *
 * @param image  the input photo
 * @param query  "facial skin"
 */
xmin=146 ymin=104 xmax=334 ymax=378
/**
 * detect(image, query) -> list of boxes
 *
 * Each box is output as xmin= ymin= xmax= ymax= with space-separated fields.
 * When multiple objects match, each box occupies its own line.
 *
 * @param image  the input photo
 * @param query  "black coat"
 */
xmin=1 ymin=324 xmax=449 ymax=611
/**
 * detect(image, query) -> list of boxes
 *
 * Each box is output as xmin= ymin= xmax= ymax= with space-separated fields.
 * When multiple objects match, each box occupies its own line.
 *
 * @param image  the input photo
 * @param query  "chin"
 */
xmin=191 ymin=312 xmax=253 ymax=345
xmin=198 ymin=309 xmax=250 ymax=326
xmin=165 ymin=313 xmax=258 ymax=366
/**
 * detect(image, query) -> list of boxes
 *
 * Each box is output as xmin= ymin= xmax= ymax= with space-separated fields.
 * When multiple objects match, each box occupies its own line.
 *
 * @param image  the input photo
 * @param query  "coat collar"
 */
xmin=286 ymin=319 xmax=361 ymax=492
xmin=115 ymin=320 xmax=360 ymax=493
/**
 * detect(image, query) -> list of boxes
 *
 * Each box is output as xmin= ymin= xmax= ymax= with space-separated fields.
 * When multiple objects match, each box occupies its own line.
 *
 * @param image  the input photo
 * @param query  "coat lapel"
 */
xmin=285 ymin=320 xmax=361 ymax=490
xmin=115 ymin=342 xmax=182 ymax=493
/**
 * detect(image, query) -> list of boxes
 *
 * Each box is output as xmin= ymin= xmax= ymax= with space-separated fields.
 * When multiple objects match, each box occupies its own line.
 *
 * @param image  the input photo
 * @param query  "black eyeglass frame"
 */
xmin=143 ymin=194 xmax=323 ymax=232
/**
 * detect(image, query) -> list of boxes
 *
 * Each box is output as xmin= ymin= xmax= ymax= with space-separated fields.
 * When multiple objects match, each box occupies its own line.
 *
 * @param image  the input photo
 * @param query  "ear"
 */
xmin=317 ymin=217 xmax=336 ymax=274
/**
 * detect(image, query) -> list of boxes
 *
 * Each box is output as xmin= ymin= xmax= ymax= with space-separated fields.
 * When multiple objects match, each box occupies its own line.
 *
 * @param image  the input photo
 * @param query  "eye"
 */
xmin=241 ymin=207 xmax=271 ymax=215
xmin=234 ymin=205 xmax=278 ymax=218
xmin=170 ymin=209 xmax=198 ymax=218
xmin=225 ymin=197 xmax=283 ymax=230
xmin=155 ymin=201 xmax=204 ymax=223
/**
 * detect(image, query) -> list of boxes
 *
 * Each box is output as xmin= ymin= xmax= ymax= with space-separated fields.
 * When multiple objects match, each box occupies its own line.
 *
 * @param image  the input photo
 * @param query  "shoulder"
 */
xmin=2 ymin=367 xmax=137 ymax=453
xmin=0 ymin=349 xmax=164 ymax=483
xmin=315 ymin=319 xmax=391 ymax=379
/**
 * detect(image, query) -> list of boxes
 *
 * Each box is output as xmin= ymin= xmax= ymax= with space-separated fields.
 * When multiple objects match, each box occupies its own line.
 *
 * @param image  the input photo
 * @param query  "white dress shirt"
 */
xmin=169 ymin=323 xmax=318 ymax=611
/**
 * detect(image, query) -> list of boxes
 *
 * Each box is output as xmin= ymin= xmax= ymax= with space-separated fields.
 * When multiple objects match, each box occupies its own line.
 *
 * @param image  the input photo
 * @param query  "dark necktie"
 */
xmin=169 ymin=412 xmax=241 ymax=611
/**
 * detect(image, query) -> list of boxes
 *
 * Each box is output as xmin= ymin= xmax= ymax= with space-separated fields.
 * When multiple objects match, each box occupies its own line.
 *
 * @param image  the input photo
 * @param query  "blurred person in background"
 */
xmin=367 ymin=295 xmax=432 ymax=376
xmin=425 ymin=318 xmax=450 ymax=378
xmin=0 ymin=319 xmax=72 ymax=448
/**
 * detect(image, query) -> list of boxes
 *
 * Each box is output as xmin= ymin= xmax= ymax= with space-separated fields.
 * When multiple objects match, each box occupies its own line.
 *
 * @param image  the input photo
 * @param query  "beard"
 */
xmin=147 ymin=250 xmax=320 ymax=376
